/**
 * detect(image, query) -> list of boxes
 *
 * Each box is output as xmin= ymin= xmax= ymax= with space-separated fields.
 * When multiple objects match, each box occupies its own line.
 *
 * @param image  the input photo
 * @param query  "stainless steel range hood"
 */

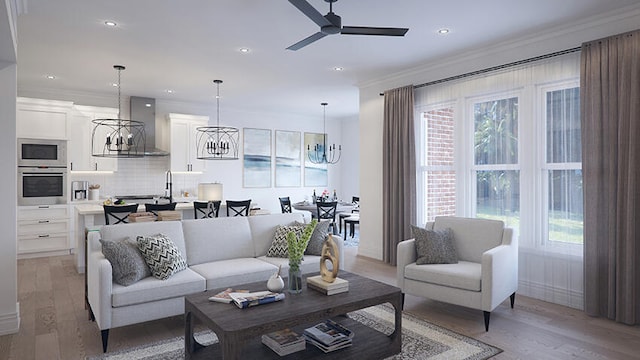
xmin=130 ymin=96 xmax=169 ymax=157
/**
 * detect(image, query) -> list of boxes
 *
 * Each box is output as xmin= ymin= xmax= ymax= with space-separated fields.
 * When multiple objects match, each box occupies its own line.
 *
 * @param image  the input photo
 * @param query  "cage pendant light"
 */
xmin=196 ymin=79 xmax=239 ymax=160
xmin=307 ymin=102 xmax=341 ymax=164
xmin=91 ymin=65 xmax=146 ymax=158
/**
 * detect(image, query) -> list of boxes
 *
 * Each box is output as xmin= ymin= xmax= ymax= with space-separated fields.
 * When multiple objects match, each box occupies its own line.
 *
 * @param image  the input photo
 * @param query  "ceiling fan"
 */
xmin=287 ymin=0 xmax=409 ymax=50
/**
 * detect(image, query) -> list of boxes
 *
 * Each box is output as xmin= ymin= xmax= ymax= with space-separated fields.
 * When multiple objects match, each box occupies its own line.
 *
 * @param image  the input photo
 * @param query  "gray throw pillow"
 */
xmin=297 ymin=220 xmax=331 ymax=255
xmin=100 ymin=237 xmax=151 ymax=286
xmin=136 ymin=234 xmax=187 ymax=280
xmin=266 ymin=225 xmax=304 ymax=258
xmin=411 ymin=225 xmax=458 ymax=265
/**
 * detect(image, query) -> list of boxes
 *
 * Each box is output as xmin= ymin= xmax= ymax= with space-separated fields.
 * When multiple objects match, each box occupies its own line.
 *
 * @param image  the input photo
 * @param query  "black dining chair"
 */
xmin=145 ymin=202 xmax=177 ymax=217
xmin=193 ymin=201 xmax=221 ymax=219
xmin=279 ymin=197 xmax=292 ymax=213
xmin=316 ymin=201 xmax=338 ymax=233
xmin=226 ymin=199 xmax=252 ymax=217
xmin=103 ymin=204 xmax=139 ymax=225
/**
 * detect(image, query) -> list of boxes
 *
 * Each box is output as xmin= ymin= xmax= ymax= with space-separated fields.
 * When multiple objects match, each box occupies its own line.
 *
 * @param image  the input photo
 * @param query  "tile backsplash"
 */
xmin=69 ymin=157 xmax=202 ymax=200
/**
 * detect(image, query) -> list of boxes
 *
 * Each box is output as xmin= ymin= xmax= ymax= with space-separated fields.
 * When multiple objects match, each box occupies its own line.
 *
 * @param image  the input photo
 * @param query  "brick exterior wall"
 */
xmin=424 ymin=108 xmax=456 ymax=221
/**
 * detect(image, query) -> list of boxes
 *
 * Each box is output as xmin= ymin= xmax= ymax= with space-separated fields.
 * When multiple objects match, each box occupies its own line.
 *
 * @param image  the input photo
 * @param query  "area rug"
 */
xmin=88 ymin=304 xmax=501 ymax=360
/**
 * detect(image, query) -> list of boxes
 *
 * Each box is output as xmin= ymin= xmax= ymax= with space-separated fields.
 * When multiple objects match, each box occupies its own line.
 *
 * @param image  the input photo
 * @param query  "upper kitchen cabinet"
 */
xmin=68 ymin=105 xmax=119 ymax=171
xmin=161 ymin=113 xmax=208 ymax=173
xmin=17 ymin=97 xmax=73 ymax=140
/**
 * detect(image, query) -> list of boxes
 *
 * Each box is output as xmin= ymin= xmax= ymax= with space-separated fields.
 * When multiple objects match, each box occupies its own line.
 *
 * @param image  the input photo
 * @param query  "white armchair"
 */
xmin=396 ymin=216 xmax=518 ymax=331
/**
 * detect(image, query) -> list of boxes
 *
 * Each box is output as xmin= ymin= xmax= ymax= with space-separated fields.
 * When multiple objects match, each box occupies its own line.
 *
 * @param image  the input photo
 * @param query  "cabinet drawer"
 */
xmin=18 ymin=234 xmax=69 ymax=254
xmin=18 ymin=205 xmax=69 ymax=220
xmin=18 ymin=219 xmax=69 ymax=236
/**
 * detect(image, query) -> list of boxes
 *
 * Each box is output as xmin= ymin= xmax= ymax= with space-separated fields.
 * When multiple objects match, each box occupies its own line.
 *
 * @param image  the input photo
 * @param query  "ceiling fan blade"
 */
xmin=288 ymin=0 xmax=331 ymax=28
xmin=287 ymin=32 xmax=328 ymax=51
xmin=341 ymin=26 xmax=409 ymax=36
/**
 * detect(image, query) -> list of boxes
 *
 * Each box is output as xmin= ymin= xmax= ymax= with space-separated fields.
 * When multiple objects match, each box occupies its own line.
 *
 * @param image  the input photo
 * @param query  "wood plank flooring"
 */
xmin=0 ymin=248 xmax=639 ymax=359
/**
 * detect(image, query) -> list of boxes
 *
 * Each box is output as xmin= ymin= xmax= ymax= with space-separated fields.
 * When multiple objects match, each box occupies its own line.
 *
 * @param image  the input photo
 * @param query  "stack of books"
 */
xmin=157 ymin=210 xmax=182 ymax=221
xmin=208 ymin=288 xmax=248 ymax=303
xmin=261 ymin=328 xmax=305 ymax=356
xmin=128 ymin=212 xmax=155 ymax=222
xmin=303 ymin=319 xmax=354 ymax=353
xmin=306 ymin=275 xmax=349 ymax=295
xmin=228 ymin=291 xmax=285 ymax=309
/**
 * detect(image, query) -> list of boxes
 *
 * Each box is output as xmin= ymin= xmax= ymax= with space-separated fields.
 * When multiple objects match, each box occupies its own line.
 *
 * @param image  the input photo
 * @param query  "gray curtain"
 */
xmin=383 ymin=85 xmax=416 ymax=265
xmin=581 ymin=29 xmax=640 ymax=325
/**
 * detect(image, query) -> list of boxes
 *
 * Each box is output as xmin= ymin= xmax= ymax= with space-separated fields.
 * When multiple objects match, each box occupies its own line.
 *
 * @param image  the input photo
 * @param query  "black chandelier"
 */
xmin=91 ymin=65 xmax=146 ymax=158
xmin=307 ymin=102 xmax=341 ymax=164
xmin=196 ymin=80 xmax=239 ymax=160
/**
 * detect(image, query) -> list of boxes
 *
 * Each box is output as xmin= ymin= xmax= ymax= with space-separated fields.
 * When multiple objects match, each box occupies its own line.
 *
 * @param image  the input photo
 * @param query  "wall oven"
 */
xmin=18 ymin=167 xmax=68 ymax=205
xmin=18 ymin=138 xmax=67 ymax=168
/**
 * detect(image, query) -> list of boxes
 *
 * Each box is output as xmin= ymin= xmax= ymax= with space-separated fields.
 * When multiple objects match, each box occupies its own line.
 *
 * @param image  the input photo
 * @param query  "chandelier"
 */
xmin=196 ymin=80 xmax=239 ymax=160
xmin=91 ymin=65 xmax=146 ymax=158
xmin=307 ymin=102 xmax=341 ymax=164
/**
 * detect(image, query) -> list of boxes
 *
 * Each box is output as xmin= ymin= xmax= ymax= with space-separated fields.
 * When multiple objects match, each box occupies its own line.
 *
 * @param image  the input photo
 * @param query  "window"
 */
xmin=543 ymin=85 xmax=583 ymax=245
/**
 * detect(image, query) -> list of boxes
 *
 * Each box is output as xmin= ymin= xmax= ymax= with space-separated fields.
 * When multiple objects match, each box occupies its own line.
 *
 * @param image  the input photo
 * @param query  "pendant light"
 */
xmin=196 ymin=80 xmax=239 ymax=160
xmin=307 ymin=102 xmax=341 ymax=164
xmin=91 ymin=65 xmax=146 ymax=158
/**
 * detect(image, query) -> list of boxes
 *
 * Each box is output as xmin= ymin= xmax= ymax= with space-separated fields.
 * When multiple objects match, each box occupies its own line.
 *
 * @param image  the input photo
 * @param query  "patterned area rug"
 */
xmin=88 ymin=304 xmax=501 ymax=360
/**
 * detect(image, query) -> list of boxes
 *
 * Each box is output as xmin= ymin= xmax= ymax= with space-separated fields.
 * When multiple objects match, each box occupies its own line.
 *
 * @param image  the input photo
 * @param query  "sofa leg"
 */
xmin=510 ymin=292 xmax=516 ymax=308
xmin=483 ymin=311 xmax=490 ymax=332
xmin=101 ymin=329 xmax=109 ymax=353
xmin=401 ymin=293 xmax=405 ymax=310
xmin=89 ymin=306 xmax=95 ymax=322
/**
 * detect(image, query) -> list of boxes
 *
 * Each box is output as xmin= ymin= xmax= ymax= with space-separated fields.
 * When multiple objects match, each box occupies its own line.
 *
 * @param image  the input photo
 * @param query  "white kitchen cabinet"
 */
xmin=17 ymin=97 xmax=73 ymax=140
xmin=163 ymin=113 xmax=208 ymax=173
xmin=18 ymin=205 xmax=71 ymax=258
xmin=68 ymin=105 xmax=118 ymax=171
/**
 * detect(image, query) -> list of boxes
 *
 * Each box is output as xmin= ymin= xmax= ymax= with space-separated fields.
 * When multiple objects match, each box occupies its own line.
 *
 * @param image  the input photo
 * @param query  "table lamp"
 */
xmin=198 ymin=183 xmax=223 ymax=217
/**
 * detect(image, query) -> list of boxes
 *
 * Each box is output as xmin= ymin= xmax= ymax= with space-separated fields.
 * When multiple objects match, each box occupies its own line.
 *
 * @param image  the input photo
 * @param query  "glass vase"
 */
xmin=288 ymin=267 xmax=303 ymax=294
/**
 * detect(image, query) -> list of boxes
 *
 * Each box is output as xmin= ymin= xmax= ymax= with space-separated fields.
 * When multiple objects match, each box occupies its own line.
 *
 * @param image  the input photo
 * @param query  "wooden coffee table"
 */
xmin=184 ymin=271 xmax=402 ymax=359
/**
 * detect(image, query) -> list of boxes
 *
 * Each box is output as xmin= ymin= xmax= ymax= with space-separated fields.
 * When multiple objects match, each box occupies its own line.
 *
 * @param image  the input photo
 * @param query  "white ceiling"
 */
xmin=15 ymin=0 xmax=640 ymax=119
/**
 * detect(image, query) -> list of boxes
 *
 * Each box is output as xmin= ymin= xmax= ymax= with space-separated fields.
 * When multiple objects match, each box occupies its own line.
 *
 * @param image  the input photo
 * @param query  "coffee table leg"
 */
xmin=185 ymin=311 xmax=207 ymax=359
xmin=389 ymin=295 xmax=403 ymax=353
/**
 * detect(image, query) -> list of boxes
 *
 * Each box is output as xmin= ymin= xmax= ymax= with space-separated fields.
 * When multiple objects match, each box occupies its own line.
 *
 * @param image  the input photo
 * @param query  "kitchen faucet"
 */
xmin=165 ymin=170 xmax=173 ymax=203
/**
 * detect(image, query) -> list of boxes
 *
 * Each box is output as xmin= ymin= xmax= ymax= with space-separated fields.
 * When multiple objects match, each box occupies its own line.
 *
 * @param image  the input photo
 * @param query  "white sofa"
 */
xmin=396 ymin=216 xmax=518 ymax=331
xmin=87 ymin=212 xmax=343 ymax=352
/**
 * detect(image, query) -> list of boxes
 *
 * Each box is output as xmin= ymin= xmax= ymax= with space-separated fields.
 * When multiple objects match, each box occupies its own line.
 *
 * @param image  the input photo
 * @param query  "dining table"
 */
xmin=292 ymin=201 xmax=356 ymax=214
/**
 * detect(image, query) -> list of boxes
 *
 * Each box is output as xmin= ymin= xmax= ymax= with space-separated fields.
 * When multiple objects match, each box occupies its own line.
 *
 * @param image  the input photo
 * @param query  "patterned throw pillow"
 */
xmin=100 ymin=237 xmax=151 ymax=286
xmin=411 ymin=225 xmax=459 ymax=265
xmin=136 ymin=234 xmax=187 ymax=280
xmin=266 ymin=225 xmax=304 ymax=258
xmin=296 ymin=220 xmax=331 ymax=256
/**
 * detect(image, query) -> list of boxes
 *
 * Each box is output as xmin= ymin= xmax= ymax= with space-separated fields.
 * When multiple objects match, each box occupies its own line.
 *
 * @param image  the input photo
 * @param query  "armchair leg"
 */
xmin=101 ymin=329 xmax=110 ymax=353
xmin=510 ymin=292 xmax=516 ymax=308
xmin=483 ymin=311 xmax=490 ymax=332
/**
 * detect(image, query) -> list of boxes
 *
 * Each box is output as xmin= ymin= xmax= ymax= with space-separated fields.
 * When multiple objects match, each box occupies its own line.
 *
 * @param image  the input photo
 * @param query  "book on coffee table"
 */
xmin=303 ymin=319 xmax=354 ymax=353
xmin=208 ymin=288 xmax=249 ymax=303
xmin=229 ymin=291 xmax=285 ymax=309
xmin=261 ymin=328 xmax=305 ymax=356
xmin=306 ymin=275 xmax=349 ymax=295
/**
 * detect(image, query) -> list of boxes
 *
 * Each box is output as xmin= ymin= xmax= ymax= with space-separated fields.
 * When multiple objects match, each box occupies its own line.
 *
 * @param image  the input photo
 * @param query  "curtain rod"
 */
xmin=380 ymin=46 xmax=581 ymax=95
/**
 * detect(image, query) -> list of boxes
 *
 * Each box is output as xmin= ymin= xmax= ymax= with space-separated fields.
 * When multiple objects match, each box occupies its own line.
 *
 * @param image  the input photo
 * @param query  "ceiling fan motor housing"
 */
xmin=322 ymin=12 xmax=341 ymax=34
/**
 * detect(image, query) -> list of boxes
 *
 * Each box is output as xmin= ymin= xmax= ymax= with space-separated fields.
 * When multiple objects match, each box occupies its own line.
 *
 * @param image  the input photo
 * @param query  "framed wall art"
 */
xmin=304 ymin=132 xmax=328 ymax=187
xmin=275 ymin=130 xmax=301 ymax=187
xmin=243 ymin=128 xmax=272 ymax=188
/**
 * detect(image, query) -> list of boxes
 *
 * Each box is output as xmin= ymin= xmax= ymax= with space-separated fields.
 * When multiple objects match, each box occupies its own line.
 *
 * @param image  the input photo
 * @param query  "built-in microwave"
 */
xmin=18 ymin=138 xmax=67 ymax=168
xmin=18 ymin=167 xmax=68 ymax=205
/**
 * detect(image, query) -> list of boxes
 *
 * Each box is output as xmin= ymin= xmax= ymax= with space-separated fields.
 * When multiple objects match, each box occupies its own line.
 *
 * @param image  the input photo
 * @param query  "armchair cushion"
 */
xmin=412 ymin=225 xmax=458 ymax=264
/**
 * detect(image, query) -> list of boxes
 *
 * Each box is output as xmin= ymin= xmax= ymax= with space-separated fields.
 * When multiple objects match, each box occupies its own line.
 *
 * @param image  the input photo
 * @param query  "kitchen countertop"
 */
xmin=75 ymin=202 xmax=194 ymax=215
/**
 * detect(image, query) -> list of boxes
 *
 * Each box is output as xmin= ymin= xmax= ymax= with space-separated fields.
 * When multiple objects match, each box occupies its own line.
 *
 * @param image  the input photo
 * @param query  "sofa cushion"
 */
xmin=433 ymin=216 xmax=505 ymax=263
xmin=137 ymin=234 xmax=187 ymax=280
xmin=296 ymin=220 xmax=331 ymax=256
xmin=404 ymin=261 xmax=481 ymax=292
xmin=111 ymin=267 xmax=205 ymax=307
xmin=266 ymin=225 xmax=304 ymax=257
xmin=412 ymin=226 xmax=458 ymax=265
xmin=249 ymin=213 xmax=305 ymax=256
xmin=189 ymin=258 xmax=279 ymax=291
xmin=182 ymin=217 xmax=254 ymax=266
xmin=99 ymin=221 xmax=187 ymax=263
xmin=100 ymin=237 xmax=150 ymax=286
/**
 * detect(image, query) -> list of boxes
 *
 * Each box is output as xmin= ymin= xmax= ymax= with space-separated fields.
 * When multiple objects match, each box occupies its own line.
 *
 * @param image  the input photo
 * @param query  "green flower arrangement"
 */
xmin=287 ymin=219 xmax=317 ymax=272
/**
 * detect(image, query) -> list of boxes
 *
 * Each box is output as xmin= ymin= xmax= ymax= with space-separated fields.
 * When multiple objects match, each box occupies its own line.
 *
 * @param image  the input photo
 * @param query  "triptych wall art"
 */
xmin=242 ymin=128 xmax=327 ymax=188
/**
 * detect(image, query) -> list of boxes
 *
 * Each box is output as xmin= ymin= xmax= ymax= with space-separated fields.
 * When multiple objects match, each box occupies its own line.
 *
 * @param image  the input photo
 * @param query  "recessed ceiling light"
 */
xmin=166 ymin=89 xmax=174 ymax=94
xmin=437 ymin=28 xmax=450 ymax=35
xmin=145 ymin=103 xmax=152 ymax=107
xmin=104 ymin=21 xmax=117 ymax=27
xmin=239 ymin=47 xmax=251 ymax=53
xmin=46 ymin=75 xmax=56 ymax=80
xmin=111 ymin=83 xmax=119 ymax=87
xmin=333 ymin=66 xmax=344 ymax=71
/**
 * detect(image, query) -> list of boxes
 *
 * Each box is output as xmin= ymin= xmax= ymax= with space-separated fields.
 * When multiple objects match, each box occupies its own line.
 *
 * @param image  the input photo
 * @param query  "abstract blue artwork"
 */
xmin=275 ymin=130 xmax=301 ymax=187
xmin=304 ymin=132 xmax=328 ymax=187
xmin=243 ymin=128 xmax=272 ymax=188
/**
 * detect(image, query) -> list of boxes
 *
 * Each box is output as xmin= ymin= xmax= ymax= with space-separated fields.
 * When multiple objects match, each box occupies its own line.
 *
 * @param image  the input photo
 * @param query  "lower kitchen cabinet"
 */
xmin=18 ymin=204 xmax=71 ymax=258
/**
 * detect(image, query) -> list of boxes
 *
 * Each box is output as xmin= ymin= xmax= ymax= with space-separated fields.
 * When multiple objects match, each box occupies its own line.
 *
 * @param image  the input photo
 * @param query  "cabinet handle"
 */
xmin=38 ymin=205 xmax=50 ymax=209
xmin=70 ymin=162 xmax=73 ymax=171
xmin=38 ymin=220 xmax=50 ymax=223
xmin=95 ymin=163 xmax=98 ymax=171
xmin=38 ymin=234 xmax=50 ymax=238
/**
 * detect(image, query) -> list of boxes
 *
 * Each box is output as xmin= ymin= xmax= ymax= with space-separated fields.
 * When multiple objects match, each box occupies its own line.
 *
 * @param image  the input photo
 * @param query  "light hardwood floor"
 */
xmin=1 ymin=248 xmax=639 ymax=359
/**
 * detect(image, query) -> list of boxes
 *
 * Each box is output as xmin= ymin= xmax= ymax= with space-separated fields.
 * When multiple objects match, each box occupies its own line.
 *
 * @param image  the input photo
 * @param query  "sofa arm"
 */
xmin=396 ymin=238 xmax=417 ymax=291
xmin=481 ymin=241 xmax=518 ymax=311
xmin=87 ymin=237 xmax=114 ymax=330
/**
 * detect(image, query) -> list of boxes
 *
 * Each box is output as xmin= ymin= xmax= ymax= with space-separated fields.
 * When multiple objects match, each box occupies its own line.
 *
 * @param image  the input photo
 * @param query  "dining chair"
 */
xmin=279 ymin=197 xmax=292 ymax=213
xmin=351 ymin=196 xmax=360 ymax=213
xmin=194 ymin=200 xmax=221 ymax=219
xmin=103 ymin=204 xmax=139 ymax=225
xmin=226 ymin=199 xmax=252 ymax=217
xmin=144 ymin=202 xmax=177 ymax=217
xmin=316 ymin=201 xmax=338 ymax=233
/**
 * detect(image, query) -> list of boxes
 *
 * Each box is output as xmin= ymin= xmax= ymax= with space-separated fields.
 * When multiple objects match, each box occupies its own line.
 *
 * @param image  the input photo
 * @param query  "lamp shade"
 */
xmin=198 ymin=183 xmax=223 ymax=202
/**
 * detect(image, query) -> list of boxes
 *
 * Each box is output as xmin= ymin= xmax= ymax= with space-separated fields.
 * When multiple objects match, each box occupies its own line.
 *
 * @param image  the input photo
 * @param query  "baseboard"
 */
xmin=0 ymin=302 xmax=20 ymax=336
xmin=518 ymin=279 xmax=584 ymax=310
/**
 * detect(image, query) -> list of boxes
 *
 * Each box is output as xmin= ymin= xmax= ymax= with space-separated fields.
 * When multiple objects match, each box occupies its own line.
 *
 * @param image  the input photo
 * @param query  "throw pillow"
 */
xmin=266 ymin=225 xmax=304 ymax=258
xmin=411 ymin=225 xmax=459 ymax=265
xmin=136 ymin=233 xmax=187 ymax=280
xmin=100 ymin=237 xmax=151 ymax=286
xmin=296 ymin=220 xmax=331 ymax=255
